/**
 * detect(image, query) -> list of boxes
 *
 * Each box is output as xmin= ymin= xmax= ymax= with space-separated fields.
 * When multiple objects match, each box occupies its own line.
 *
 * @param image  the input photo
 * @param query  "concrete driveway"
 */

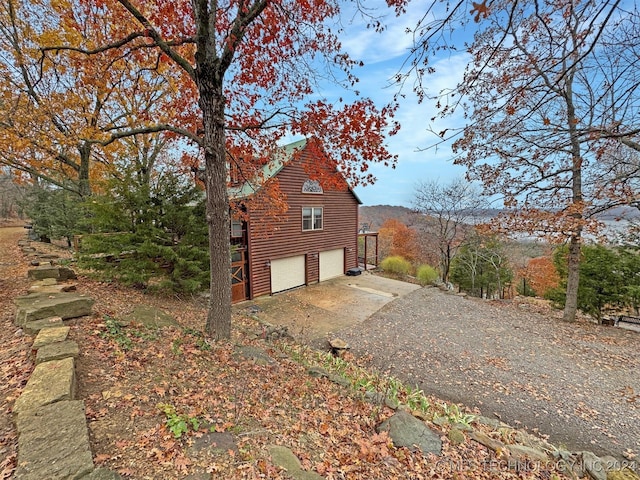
xmin=238 ymin=271 xmax=420 ymax=342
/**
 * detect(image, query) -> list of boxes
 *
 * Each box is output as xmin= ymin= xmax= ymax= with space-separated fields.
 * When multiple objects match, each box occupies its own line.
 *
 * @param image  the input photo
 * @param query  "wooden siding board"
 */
xmin=247 ymin=150 xmax=359 ymax=298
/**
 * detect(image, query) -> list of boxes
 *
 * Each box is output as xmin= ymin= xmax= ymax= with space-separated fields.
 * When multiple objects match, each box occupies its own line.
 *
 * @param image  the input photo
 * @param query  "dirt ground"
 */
xmin=0 ymin=225 xmax=636 ymax=479
xmin=0 ymin=227 xmax=34 ymax=477
xmin=334 ymin=286 xmax=640 ymax=460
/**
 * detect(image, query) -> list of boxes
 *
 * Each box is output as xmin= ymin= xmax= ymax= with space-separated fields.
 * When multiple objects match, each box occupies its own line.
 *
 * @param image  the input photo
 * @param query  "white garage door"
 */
xmin=319 ymin=248 xmax=344 ymax=282
xmin=271 ymin=255 xmax=306 ymax=293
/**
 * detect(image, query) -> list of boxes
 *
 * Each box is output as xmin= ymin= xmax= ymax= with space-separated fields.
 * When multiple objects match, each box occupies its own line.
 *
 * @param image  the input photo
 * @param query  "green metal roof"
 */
xmin=228 ymin=138 xmax=307 ymax=200
xmin=227 ymin=137 xmax=362 ymax=204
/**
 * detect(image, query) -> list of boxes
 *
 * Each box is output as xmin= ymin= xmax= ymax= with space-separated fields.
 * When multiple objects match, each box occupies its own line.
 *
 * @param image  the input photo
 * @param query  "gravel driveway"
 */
xmin=335 ymin=285 xmax=640 ymax=460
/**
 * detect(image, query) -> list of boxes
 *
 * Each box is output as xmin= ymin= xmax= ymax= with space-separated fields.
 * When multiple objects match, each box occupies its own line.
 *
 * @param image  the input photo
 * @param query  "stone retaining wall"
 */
xmin=12 ymin=239 xmax=120 ymax=480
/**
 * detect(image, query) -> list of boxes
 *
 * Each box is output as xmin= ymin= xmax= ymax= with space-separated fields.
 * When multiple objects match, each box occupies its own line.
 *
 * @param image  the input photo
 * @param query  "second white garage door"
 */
xmin=270 ymin=255 xmax=306 ymax=293
xmin=319 ymin=248 xmax=344 ymax=281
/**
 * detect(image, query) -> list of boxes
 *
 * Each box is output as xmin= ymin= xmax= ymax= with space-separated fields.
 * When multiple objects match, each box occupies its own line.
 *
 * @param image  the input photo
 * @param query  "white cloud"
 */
xmin=338 ymin=0 xmax=430 ymax=65
xmin=350 ymin=50 xmax=472 ymax=207
xmin=317 ymin=4 xmax=477 ymax=207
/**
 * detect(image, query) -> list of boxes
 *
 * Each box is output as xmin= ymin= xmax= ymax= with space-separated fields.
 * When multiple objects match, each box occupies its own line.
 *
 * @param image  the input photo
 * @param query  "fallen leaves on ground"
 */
xmin=0 ymin=230 xmax=578 ymax=479
xmin=0 ymin=228 xmax=34 ymax=479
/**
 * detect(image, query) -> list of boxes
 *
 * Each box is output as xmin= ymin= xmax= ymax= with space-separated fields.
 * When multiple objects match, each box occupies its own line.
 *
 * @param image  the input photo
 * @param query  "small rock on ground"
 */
xmin=376 ymin=410 xmax=442 ymax=455
xmin=268 ymin=445 xmax=324 ymax=480
xmin=123 ymin=305 xmax=176 ymax=328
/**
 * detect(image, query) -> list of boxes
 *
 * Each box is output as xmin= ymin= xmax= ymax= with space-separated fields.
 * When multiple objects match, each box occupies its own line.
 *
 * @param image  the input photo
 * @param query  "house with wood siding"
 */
xmin=228 ymin=138 xmax=361 ymax=303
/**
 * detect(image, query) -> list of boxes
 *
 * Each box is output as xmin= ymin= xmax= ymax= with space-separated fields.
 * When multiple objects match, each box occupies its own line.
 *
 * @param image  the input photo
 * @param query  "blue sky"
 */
xmin=333 ymin=1 xmax=472 ymax=208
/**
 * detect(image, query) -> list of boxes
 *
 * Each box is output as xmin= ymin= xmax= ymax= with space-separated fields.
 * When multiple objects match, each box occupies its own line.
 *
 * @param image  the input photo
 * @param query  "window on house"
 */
xmin=302 ymin=207 xmax=323 ymax=231
xmin=302 ymin=179 xmax=323 ymax=194
xmin=228 ymin=159 xmax=242 ymax=185
xmin=231 ymin=218 xmax=243 ymax=238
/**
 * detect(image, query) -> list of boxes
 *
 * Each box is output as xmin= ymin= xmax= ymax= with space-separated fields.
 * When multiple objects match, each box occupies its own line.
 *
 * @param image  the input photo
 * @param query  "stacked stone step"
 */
xmin=11 ymin=252 xmax=118 ymax=480
xmin=12 ymin=325 xmax=92 ymax=479
xmin=14 ymin=291 xmax=94 ymax=334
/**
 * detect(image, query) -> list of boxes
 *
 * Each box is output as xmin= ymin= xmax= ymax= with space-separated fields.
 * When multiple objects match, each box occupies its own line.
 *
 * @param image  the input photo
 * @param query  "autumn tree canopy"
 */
xmin=521 ymin=255 xmax=560 ymax=298
xmin=0 ymin=0 xmax=185 ymax=197
xmin=451 ymin=1 xmax=640 ymax=322
xmin=39 ymin=0 xmax=399 ymax=339
xmin=378 ymin=218 xmax=419 ymax=262
xmin=393 ymin=0 xmax=640 ymax=322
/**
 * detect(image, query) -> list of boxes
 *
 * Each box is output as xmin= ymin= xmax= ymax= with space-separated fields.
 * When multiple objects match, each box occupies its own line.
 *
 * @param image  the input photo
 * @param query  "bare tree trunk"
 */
xmin=78 ymin=143 xmax=92 ymax=198
xmin=563 ymin=66 xmax=583 ymax=323
xmin=199 ymin=73 xmax=232 ymax=340
xmin=563 ymin=233 xmax=581 ymax=322
xmin=442 ymin=243 xmax=451 ymax=283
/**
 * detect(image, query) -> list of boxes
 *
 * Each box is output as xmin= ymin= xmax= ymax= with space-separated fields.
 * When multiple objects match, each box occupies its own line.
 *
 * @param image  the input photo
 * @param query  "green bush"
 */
xmin=380 ymin=255 xmax=411 ymax=275
xmin=76 ymin=169 xmax=210 ymax=294
xmin=546 ymin=244 xmax=638 ymax=321
xmin=20 ymin=184 xmax=88 ymax=246
xmin=416 ymin=264 xmax=439 ymax=286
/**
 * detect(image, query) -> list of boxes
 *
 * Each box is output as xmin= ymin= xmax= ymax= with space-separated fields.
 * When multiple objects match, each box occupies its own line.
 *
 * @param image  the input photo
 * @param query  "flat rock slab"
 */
xmin=28 ymin=283 xmax=77 ymax=294
xmin=34 ymin=253 xmax=60 ymax=260
xmin=268 ymin=445 xmax=324 ymax=480
xmin=236 ymin=345 xmax=276 ymax=366
xmin=15 ymin=400 xmax=93 ymax=480
xmin=27 ymin=265 xmax=77 ymax=281
xmin=31 ymin=278 xmax=57 ymax=287
xmin=123 ymin=305 xmax=176 ymax=328
xmin=32 ymin=326 xmax=70 ymax=349
xmin=186 ymin=431 xmax=238 ymax=458
xmin=15 ymin=292 xmax=94 ymax=325
xmin=23 ymin=316 xmax=63 ymax=335
xmin=35 ymin=340 xmax=79 ymax=364
xmin=376 ymin=410 xmax=442 ymax=455
xmin=13 ymin=357 xmax=76 ymax=416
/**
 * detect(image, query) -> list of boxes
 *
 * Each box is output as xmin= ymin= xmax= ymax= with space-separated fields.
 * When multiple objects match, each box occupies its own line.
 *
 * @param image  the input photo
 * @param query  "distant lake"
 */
xmin=468 ymin=215 xmax=635 ymax=243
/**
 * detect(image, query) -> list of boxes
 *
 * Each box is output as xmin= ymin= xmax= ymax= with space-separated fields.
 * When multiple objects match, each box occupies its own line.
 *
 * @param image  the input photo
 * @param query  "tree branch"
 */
xmin=97 ymin=124 xmax=202 ymax=147
xmin=116 ymin=0 xmax=196 ymax=79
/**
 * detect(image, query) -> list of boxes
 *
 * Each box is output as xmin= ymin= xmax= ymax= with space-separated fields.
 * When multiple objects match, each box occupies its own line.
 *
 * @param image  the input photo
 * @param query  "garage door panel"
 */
xmin=271 ymin=255 xmax=306 ymax=293
xmin=319 ymin=248 xmax=344 ymax=281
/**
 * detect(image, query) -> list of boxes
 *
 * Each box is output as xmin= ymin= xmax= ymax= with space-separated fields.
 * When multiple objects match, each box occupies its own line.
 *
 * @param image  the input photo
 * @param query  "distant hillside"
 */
xmin=359 ymin=204 xmax=640 ymax=234
xmin=358 ymin=205 xmax=418 ymax=231
xmin=597 ymin=206 xmax=640 ymax=221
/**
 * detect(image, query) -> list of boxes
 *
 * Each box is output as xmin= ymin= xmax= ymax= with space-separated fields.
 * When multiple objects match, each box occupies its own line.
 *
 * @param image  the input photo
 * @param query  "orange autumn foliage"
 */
xmin=0 ymin=0 xmax=185 ymax=196
xmin=378 ymin=219 xmax=419 ymax=263
xmin=522 ymin=256 xmax=560 ymax=297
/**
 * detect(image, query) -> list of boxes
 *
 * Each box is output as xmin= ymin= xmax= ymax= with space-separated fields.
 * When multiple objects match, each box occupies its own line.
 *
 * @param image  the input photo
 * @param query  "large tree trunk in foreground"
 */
xmin=199 ymin=73 xmax=232 ymax=340
xmin=563 ymin=233 xmax=581 ymax=322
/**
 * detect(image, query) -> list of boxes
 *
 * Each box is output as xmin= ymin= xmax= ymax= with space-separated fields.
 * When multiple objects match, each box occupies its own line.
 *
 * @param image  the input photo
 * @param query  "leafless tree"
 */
xmin=412 ymin=177 xmax=487 ymax=283
xmin=0 ymin=169 xmax=25 ymax=219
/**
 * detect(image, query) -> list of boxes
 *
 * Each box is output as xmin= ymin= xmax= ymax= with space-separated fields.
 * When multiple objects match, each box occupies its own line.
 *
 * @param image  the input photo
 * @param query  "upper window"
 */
xmin=302 ymin=179 xmax=323 ymax=194
xmin=230 ymin=218 xmax=243 ymax=238
xmin=228 ymin=162 xmax=242 ymax=185
xmin=302 ymin=207 xmax=323 ymax=231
